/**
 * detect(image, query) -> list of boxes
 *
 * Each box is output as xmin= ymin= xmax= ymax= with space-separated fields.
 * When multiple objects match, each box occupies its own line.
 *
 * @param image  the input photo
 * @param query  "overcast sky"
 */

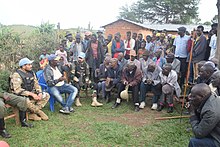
xmin=0 ymin=0 xmax=218 ymax=29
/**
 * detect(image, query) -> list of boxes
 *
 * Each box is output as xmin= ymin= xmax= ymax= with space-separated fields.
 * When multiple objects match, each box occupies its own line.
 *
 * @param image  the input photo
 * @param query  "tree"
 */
xmin=118 ymin=0 xmax=200 ymax=24
xmin=211 ymin=15 xmax=218 ymax=23
xmin=203 ymin=21 xmax=211 ymax=25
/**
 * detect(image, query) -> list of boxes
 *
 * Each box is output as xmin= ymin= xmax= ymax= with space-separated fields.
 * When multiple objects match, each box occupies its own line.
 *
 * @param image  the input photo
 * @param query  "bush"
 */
xmin=0 ymin=70 xmax=10 ymax=92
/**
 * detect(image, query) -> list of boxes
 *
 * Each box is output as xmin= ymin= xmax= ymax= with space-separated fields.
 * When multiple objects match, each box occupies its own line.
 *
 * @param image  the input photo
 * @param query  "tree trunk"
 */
xmin=216 ymin=0 xmax=220 ymax=68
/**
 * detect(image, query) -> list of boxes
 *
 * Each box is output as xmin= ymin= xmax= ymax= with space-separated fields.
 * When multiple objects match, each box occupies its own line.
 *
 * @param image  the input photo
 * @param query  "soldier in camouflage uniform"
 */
xmin=0 ymin=92 xmax=33 ymax=138
xmin=10 ymin=58 xmax=49 ymax=121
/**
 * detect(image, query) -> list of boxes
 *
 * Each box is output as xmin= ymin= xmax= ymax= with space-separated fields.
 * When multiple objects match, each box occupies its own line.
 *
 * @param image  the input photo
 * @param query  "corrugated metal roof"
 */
xmin=102 ymin=18 xmax=211 ymax=32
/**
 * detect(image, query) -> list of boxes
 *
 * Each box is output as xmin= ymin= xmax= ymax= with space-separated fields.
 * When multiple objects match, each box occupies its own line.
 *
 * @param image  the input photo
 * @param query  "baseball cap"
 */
xmin=48 ymin=54 xmax=60 ymax=61
xmin=19 ymin=58 xmax=34 ymax=67
xmin=78 ymin=52 xmax=86 ymax=59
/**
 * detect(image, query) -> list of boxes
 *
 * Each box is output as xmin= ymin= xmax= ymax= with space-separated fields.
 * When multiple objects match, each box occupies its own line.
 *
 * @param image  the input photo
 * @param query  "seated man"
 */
xmin=197 ymin=63 xmax=215 ymax=85
xmin=210 ymin=71 xmax=220 ymax=96
xmin=96 ymin=56 xmax=111 ymax=102
xmin=127 ymin=49 xmax=141 ymax=69
xmin=0 ymin=92 xmax=33 ymax=138
xmin=157 ymin=63 xmax=181 ymax=113
xmin=71 ymin=52 xmax=90 ymax=107
xmin=112 ymin=62 xmax=142 ymax=111
xmin=188 ymin=83 xmax=220 ymax=147
xmin=139 ymin=62 xmax=161 ymax=110
xmin=105 ymin=58 xmax=122 ymax=103
xmin=44 ymin=54 xmax=78 ymax=114
xmin=117 ymin=52 xmax=127 ymax=71
xmin=165 ymin=53 xmax=180 ymax=75
xmin=10 ymin=58 xmax=49 ymax=121
xmin=139 ymin=50 xmax=153 ymax=72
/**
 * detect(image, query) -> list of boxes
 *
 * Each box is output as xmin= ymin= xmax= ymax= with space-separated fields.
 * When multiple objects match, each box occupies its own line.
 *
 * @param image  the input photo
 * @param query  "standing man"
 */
xmin=188 ymin=83 xmax=220 ymax=147
xmin=10 ymin=58 xmax=50 ymax=121
xmin=111 ymin=32 xmax=125 ymax=58
xmin=97 ymin=30 xmax=105 ymax=46
xmin=124 ymin=31 xmax=135 ymax=59
xmin=135 ymin=33 xmax=145 ymax=53
xmin=86 ymin=34 xmax=104 ymax=83
xmin=173 ymin=27 xmax=190 ymax=88
xmin=192 ymin=25 xmax=207 ymax=81
xmin=145 ymin=35 xmax=154 ymax=59
xmin=83 ymin=31 xmax=92 ymax=51
xmin=69 ymin=34 xmax=85 ymax=62
xmin=44 ymin=54 xmax=78 ymax=114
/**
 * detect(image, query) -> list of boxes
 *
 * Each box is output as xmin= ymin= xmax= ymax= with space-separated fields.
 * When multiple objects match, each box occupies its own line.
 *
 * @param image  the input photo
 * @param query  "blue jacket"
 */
xmin=111 ymin=40 xmax=125 ymax=56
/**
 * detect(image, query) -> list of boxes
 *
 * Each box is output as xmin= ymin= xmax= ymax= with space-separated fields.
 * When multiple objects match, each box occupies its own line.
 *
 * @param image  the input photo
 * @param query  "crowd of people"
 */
xmin=0 ymin=23 xmax=220 ymax=147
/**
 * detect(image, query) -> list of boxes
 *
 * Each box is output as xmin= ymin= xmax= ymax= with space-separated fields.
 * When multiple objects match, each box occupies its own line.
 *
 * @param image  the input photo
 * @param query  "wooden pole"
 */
xmin=180 ymin=30 xmax=196 ymax=122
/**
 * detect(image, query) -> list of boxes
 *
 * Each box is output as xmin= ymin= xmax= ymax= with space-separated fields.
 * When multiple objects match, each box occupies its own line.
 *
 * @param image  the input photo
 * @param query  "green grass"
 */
xmin=2 ymin=97 xmax=192 ymax=147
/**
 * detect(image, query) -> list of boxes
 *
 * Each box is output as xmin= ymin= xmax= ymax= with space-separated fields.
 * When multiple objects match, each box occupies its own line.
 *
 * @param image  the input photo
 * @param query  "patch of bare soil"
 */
xmin=95 ymin=107 xmax=164 ymax=127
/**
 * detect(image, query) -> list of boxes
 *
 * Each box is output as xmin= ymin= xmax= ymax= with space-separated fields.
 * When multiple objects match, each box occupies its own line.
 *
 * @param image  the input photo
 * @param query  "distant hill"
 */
xmin=7 ymin=24 xmax=37 ymax=37
xmin=5 ymin=24 xmax=97 ymax=39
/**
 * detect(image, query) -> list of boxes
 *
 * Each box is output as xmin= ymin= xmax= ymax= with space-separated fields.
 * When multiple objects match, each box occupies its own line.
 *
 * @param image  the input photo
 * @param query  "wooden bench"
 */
xmin=4 ymin=104 xmax=28 ymax=126
xmin=4 ymin=104 xmax=20 ymax=125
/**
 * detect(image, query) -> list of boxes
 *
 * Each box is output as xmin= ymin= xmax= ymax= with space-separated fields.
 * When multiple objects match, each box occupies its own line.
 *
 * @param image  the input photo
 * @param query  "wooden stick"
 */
xmin=180 ymin=30 xmax=196 ymax=122
xmin=155 ymin=115 xmax=190 ymax=120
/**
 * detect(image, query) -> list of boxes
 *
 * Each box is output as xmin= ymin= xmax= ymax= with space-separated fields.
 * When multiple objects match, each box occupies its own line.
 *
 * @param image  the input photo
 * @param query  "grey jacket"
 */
xmin=190 ymin=94 xmax=220 ymax=147
xmin=43 ymin=64 xmax=64 ymax=87
xmin=171 ymin=58 xmax=180 ymax=74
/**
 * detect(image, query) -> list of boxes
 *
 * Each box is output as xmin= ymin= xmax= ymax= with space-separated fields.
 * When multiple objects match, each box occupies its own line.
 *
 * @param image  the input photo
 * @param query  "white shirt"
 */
xmin=124 ymin=39 xmax=135 ymax=50
xmin=51 ymin=67 xmax=64 ymax=86
xmin=209 ymin=34 xmax=217 ymax=60
xmin=173 ymin=35 xmax=190 ymax=58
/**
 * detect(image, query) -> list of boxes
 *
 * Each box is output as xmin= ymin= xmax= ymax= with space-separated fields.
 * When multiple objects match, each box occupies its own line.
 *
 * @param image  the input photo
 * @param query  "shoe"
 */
xmin=91 ymin=97 xmax=103 ymax=107
xmin=112 ymin=103 xmax=120 ymax=109
xmin=183 ymin=110 xmax=190 ymax=115
xmin=29 ymin=113 xmax=42 ymax=121
xmin=37 ymin=110 xmax=49 ymax=121
xmin=135 ymin=106 xmax=140 ymax=112
xmin=75 ymin=97 xmax=82 ymax=107
xmin=21 ymin=121 xmax=34 ymax=128
xmin=157 ymin=105 xmax=164 ymax=111
xmin=19 ymin=111 xmax=34 ymax=128
xmin=69 ymin=107 xmax=74 ymax=112
xmin=139 ymin=102 xmax=145 ymax=109
xmin=105 ymin=96 xmax=110 ymax=103
xmin=59 ymin=107 xmax=70 ymax=114
xmin=0 ymin=129 xmax=11 ymax=138
xmin=151 ymin=103 xmax=158 ymax=110
xmin=167 ymin=107 xmax=173 ymax=113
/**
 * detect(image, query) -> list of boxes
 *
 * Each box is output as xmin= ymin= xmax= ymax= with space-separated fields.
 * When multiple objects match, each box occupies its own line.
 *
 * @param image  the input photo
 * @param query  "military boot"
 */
xmin=91 ymin=91 xmax=103 ymax=107
xmin=29 ymin=113 xmax=41 ymax=121
xmin=75 ymin=97 xmax=82 ymax=107
xmin=19 ymin=111 xmax=34 ymax=128
xmin=36 ymin=110 xmax=49 ymax=121
xmin=0 ymin=118 xmax=11 ymax=138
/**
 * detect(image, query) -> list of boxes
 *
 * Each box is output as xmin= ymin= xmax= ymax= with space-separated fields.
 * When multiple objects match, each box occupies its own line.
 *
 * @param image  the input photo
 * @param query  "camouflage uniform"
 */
xmin=10 ymin=69 xmax=49 ymax=114
xmin=0 ymin=92 xmax=27 ymax=118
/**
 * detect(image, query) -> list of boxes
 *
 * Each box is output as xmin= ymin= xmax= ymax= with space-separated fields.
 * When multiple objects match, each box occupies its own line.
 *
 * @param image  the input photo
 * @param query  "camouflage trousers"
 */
xmin=26 ymin=92 xmax=50 ymax=113
xmin=0 ymin=92 xmax=27 ymax=118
